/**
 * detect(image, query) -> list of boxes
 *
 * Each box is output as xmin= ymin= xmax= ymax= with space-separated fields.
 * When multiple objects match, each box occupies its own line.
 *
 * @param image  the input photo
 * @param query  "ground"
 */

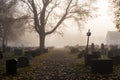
xmin=1 ymin=48 xmax=120 ymax=80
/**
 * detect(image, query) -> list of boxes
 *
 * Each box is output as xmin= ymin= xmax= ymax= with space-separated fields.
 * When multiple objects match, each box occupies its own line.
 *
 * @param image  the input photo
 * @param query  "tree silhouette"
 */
xmin=20 ymin=0 xmax=96 ymax=50
xmin=112 ymin=0 xmax=120 ymax=31
xmin=0 ymin=0 xmax=28 ymax=52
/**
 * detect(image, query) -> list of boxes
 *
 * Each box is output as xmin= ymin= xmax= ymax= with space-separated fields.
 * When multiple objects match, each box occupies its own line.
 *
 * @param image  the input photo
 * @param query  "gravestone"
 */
xmin=0 ymin=51 xmax=3 ymax=60
xmin=41 ymin=48 xmax=48 ymax=53
xmin=70 ymin=47 xmax=79 ymax=53
xmin=104 ymin=48 xmax=109 ymax=55
xmin=24 ymin=51 xmax=32 ymax=59
xmin=91 ymin=43 xmax=95 ymax=53
xmin=92 ymin=51 xmax=101 ymax=58
xmin=6 ymin=59 xmax=17 ymax=74
xmin=101 ymin=43 xmax=105 ymax=54
xmin=78 ymin=50 xmax=85 ymax=58
xmin=86 ymin=54 xmax=100 ymax=65
xmin=110 ymin=56 xmax=120 ymax=65
xmin=32 ymin=50 xmax=41 ymax=57
xmin=14 ymin=48 xmax=23 ymax=56
xmin=91 ymin=59 xmax=113 ymax=73
xmin=17 ymin=57 xmax=29 ymax=67
xmin=6 ymin=47 xmax=11 ymax=52
xmin=108 ymin=49 xmax=120 ymax=58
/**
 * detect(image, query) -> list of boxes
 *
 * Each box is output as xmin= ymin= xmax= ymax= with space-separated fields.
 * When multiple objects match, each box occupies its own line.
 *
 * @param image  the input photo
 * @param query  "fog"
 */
xmin=9 ymin=0 xmax=117 ymax=48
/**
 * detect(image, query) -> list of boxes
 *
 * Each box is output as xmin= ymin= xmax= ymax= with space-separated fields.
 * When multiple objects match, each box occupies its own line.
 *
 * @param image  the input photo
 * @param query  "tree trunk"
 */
xmin=39 ymin=33 xmax=45 ymax=50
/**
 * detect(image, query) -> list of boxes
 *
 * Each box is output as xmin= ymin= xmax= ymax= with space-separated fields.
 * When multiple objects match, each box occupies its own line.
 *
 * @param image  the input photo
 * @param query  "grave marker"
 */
xmin=6 ymin=59 xmax=17 ymax=74
xmin=101 ymin=43 xmax=105 ymax=54
xmin=91 ymin=43 xmax=95 ymax=53
xmin=24 ymin=51 xmax=32 ymax=59
xmin=0 ymin=51 xmax=3 ymax=60
xmin=14 ymin=48 xmax=23 ymax=56
xmin=17 ymin=57 xmax=29 ymax=67
xmin=91 ymin=59 xmax=113 ymax=73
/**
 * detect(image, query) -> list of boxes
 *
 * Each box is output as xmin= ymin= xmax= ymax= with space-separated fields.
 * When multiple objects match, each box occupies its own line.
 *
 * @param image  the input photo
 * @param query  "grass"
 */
xmin=0 ymin=51 xmax=50 ymax=80
xmin=1 ymin=49 xmax=120 ymax=80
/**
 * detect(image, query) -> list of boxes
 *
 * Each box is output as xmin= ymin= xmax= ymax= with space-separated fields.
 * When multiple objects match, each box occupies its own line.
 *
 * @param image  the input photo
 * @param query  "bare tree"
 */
xmin=112 ymin=0 xmax=120 ymax=31
xmin=20 ymin=0 xmax=96 ymax=50
xmin=0 ymin=0 xmax=28 ymax=52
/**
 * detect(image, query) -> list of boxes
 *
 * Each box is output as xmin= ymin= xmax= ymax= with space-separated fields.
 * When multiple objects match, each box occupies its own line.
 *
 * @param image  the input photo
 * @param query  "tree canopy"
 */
xmin=18 ymin=0 xmax=97 ymax=50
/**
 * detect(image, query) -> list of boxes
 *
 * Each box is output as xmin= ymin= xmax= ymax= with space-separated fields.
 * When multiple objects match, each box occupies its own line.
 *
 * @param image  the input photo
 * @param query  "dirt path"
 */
xmin=31 ymin=49 xmax=81 ymax=80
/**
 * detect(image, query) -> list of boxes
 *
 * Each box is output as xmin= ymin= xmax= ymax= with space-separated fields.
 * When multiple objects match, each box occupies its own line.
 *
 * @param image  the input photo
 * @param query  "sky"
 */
xmin=10 ymin=0 xmax=118 ymax=48
xmin=45 ymin=0 xmax=117 ymax=47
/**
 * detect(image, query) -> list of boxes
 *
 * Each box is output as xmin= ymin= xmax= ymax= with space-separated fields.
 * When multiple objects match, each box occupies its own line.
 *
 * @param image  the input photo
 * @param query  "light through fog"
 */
xmin=84 ymin=0 xmax=117 ymax=45
xmin=11 ymin=0 xmax=117 ymax=48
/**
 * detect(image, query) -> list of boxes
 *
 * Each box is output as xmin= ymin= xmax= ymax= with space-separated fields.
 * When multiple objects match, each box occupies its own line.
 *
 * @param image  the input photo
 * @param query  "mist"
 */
xmin=6 ymin=0 xmax=117 ymax=48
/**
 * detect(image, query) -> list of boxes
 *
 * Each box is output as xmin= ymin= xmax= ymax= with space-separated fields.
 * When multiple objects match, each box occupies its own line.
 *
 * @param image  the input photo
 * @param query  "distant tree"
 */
xmin=112 ymin=0 xmax=120 ymax=31
xmin=0 ymin=0 xmax=28 ymax=52
xmin=20 ymin=0 xmax=96 ymax=50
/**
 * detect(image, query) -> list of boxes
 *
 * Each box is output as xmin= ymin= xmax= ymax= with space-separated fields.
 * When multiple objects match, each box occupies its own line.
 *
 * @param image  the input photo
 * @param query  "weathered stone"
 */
xmin=6 ymin=47 xmax=11 ymax=52
xmin=108 ymin=49 xmax=120 ymax=58
xmin=17 ymin=57 xmax=29 ymax=67
xmin=70 ymin=47 xmax=79 ymax=53
xmin=91 ymin=43 xmax=95 ymax=53
xmin=6 ymin=59 xmax=17 ymax=74
xmin=0 ymin=51 xmax=3 ymax=59
xmin=91 ymin=59 xmax=113 ymax=73
xmin=41 ymin=48 xmax=48 ymax=53
xmin=32 ymin=50 xmax=41 ymax=57
xmin=14 ymin=48 xmax=23 ymax=56
xmin=111 ymin=56 xmax=120 ymax=65
xmin=101 ymin=43 xmax=106 ymax=54
xmin=92 ymin=51 xmax=101 ymax=58
xmin=85 ymin=54 xmax=100 ymax=65
xmin=24 ymin=51 xmax=32 ymax=59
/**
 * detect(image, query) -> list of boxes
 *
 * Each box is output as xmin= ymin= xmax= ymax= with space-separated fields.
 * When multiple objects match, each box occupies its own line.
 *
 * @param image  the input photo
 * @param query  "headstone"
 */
xmin=108 ymin=49 xmax=120 ymax=58
xmin=32 ymin=50 xmax=41 ymax=57
xmin=78 ymin=50 xmax=85 ymax=58
xmin=42 ymin=48 xmax=48 ymax=53
xmin=110 ymin=56 xmax=120 ymax=65
xmin=104 ymin=48 xmax=109 ymax=55
xmin=6 ymin=59 xmax=17 ymax=74
xmin=92 ymin=51 xmax=101 ymax=58
xmin=0 ymin=51 xmax=3 ymax=60
xmin=6 ymin=47 xmax=11 ymax=52
xmin=14 ymin=48 xmax=23 ymax=56
xmin=70 ymin=47 xmax=79 ymax=53
xmin=101 ymin=43 xmax=105 ymax=54
xmin=85 ymin=54 xmax=100 ymax=65
xmin=91 ymin=43 xmax=95 ymax=53
xmin=91 ymin=59 xmax=113 ymax=73
xmin=24 ymin=51 xmax=32 ymax=59
xmin=17 ymin=57 xmax=29 ymax=67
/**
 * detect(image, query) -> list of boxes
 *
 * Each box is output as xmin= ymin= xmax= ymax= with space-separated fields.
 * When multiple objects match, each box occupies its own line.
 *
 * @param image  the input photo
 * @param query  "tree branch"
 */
xmin=45 ymin=0 xmax=72 ymax=35
xmin=21 ymin=0 xmax=33 ymax=12
xmin=45 ymin=1 xmax=60 ymax=25
xmin=29 ymin=0 xmax=40 ymax=33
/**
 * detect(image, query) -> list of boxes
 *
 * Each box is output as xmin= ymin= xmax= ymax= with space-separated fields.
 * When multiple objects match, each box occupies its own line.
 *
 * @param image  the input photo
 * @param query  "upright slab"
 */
xmin=91 ymin=59 xmax=113 ymax=73
xmin=0 ymin=51 xmax=3 ymax=60
xmin=17 ymin=57 xmax=29 ymax=67
xmin=14 ymin=48 xmax=23 ymax=56
xmin=85 ymin=54 xmax=100 ymax=65
xmin=6 ymin=59 xmax=17 ymax=74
